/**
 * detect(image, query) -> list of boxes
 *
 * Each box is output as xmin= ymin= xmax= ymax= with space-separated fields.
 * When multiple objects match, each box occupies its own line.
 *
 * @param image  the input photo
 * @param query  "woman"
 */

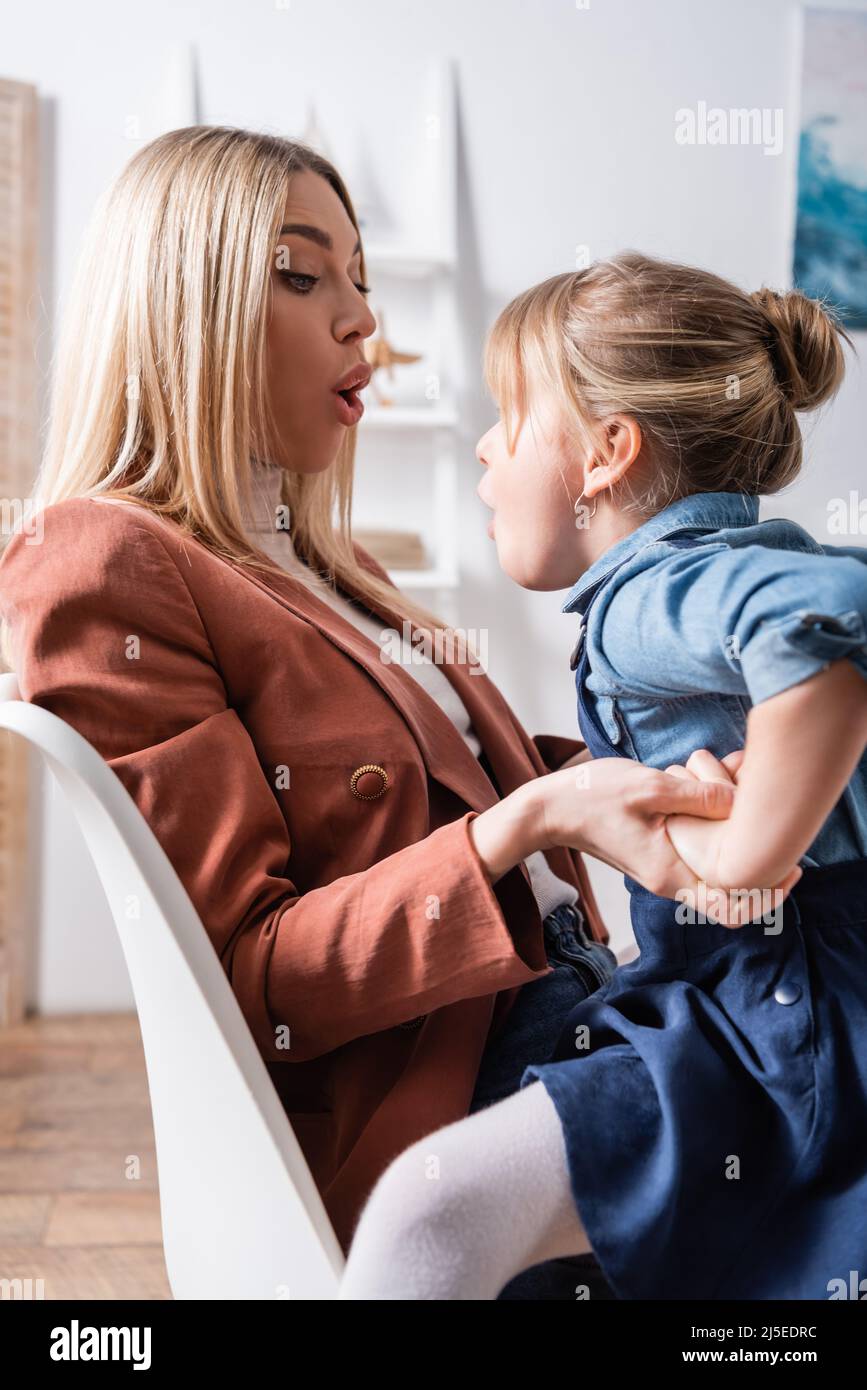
xmin=0 ymin=128 xmax=760 ymax=1296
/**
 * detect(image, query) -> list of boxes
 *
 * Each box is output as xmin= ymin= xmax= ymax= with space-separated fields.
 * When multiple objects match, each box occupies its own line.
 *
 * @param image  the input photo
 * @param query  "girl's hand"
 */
xmin=662 ymin=749 xmax=802 ymax=925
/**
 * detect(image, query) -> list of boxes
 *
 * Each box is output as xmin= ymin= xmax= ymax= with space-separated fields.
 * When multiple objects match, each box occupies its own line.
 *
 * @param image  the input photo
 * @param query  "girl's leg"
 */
xmin=338 ymin=1078 xmax=591 ymax=1300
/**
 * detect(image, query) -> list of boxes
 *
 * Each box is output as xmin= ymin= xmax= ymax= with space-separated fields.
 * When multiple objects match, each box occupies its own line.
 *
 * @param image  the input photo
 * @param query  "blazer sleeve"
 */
xmin=532 ymin=733 xmax=589 ymax=771
xmin=0 ymin=502 xmax=550 ymax=1062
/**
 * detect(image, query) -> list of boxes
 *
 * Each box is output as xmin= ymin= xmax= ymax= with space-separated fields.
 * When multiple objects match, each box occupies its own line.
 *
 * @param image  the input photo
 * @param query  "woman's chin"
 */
xmin=272 ymin=438 xmax=343 ymax=475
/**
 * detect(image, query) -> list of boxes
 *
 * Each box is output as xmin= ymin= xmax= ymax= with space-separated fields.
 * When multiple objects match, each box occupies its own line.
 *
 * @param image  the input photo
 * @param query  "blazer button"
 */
xmin=774 ymin=982 xmax=802 ymax=1005
xmin=350 ymin=764 xmax=389 ymax=800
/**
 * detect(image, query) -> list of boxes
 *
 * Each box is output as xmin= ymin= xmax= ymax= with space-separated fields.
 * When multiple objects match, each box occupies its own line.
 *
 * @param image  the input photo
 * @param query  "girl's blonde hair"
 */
xmin=3 ymin=124 xmax=443 ymax=669
xmin=483 ymin=249 xmax=855 ymax=514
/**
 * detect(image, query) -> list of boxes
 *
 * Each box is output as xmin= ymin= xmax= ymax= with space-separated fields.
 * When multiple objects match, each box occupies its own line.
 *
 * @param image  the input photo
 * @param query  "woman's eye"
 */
xmin=278 ymin=271 xmax=319 ymax=294
xmin=277 ymin=268 xmax=372 ymax=297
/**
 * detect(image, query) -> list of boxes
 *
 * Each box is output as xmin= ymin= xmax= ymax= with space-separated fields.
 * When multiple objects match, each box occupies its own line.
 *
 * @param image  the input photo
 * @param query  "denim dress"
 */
xmin=520 ymin=493 xmax=867 ymax=1300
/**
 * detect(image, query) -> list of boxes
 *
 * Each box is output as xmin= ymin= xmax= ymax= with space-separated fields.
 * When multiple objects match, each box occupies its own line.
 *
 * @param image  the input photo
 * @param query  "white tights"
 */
xmin=338 ymin=1078 xmax=591 ymax=1300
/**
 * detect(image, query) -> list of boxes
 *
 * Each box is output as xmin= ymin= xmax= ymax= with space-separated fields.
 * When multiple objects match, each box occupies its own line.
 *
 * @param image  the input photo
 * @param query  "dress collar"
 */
xmin=561 ymin=491 xmax=760 ymax=615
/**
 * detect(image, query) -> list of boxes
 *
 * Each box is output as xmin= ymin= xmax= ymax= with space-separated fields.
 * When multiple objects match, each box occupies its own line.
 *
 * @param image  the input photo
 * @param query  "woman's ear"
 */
xmin=583 ymin=415 xmax=642 ymax=498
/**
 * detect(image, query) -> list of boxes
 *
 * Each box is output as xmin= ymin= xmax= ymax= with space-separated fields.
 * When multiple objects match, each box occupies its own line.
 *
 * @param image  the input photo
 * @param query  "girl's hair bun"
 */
xmin=750 ymin=286 xmax=851 ymax=412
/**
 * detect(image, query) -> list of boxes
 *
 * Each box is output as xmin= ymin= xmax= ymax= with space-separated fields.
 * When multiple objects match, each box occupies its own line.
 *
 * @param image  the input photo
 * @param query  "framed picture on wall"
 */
xmin=793 ymin=6 xmax=867 ymax=328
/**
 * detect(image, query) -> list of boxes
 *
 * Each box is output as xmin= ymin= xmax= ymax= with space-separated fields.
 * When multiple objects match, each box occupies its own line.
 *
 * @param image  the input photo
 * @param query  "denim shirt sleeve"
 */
xmin=821 ymin=542 xmax=867 ymax=564
xmin=594 ymin=541 xmax=867 ymax=706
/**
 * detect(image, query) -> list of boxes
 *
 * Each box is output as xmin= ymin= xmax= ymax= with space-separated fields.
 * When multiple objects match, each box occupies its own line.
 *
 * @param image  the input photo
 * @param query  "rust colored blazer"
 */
xmin=0 ymin=496 xmax=607 ymax=1252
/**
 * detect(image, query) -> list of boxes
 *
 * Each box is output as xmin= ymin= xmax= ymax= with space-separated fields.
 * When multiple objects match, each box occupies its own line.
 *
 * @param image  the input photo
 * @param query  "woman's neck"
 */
xmin=241 ymin=456 xmax=288 ymax=538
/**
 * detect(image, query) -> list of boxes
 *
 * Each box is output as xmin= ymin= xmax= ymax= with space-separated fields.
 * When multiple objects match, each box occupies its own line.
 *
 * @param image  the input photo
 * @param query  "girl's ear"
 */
xmin=583 ymin=414 xmax=642 ymax=498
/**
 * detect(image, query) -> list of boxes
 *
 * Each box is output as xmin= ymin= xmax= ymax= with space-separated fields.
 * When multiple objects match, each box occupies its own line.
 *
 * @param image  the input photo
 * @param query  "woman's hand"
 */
xmin=662 ymin=748 xmax=802 ymax=924
xmin=470 ymin=756 xmax=728 ymax=894
xmin=469 ymin=751 xmax=801 ymax=926
xmin=527 ymin=756 xmax=740 ymax=903
xmin=532 ymin=756 xmax=792 ymax=925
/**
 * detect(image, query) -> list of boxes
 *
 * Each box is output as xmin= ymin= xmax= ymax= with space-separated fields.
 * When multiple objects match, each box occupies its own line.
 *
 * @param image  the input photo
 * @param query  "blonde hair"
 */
xmin=483 ymin=250 xmax=855 ymax=514
xmin=2 ymin=125 xmax=443 ymax=670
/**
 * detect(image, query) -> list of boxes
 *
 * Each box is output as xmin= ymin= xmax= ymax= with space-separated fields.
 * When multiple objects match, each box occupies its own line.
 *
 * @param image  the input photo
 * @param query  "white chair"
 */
xmin=0 ymin=671 xmax=345 ymax=1299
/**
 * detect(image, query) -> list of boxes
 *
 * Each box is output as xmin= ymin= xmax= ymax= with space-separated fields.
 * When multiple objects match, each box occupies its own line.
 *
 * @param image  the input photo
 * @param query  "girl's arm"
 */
xmin=666 ymin=657 xmax=867 ymax=891
xmin=598 ymin=540 xmax=867 ymax=891
xmin=597 ymin=542 xmax=867 ymax=704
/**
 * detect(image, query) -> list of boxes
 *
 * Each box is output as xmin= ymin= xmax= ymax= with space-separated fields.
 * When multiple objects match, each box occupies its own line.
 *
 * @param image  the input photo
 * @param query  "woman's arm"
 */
xmin=666 ymin=658 xmax=867 ymax=890
xmin=0 ymin=501 xmax=559 ymax=1060
xmin=558 ymin=746 xmax=593 ymax=769
xmin=531 ymin=733 xmax=590 ymax=771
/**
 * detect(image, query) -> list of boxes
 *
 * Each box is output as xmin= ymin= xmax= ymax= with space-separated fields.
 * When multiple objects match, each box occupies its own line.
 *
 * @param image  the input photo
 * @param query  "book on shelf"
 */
xmin=353 ymin=529 xmax=428 ymax=571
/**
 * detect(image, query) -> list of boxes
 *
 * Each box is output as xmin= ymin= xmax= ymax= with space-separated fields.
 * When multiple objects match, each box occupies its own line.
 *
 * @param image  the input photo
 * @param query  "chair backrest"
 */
xmin=0 ymin=672 xmax=344 ymax=1299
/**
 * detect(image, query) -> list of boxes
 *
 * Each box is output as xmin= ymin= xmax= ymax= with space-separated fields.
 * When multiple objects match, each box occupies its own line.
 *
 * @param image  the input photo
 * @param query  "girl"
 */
xmin=339 ymin=252 xmax=867 ymax=1300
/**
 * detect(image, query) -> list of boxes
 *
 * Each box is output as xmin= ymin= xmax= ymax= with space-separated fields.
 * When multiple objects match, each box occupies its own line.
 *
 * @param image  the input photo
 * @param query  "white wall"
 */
xmin=3 ymin=0 xmax=864 ymax=1003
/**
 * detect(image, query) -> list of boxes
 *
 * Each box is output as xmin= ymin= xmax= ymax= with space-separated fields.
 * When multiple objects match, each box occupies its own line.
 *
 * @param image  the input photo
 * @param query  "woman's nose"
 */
xmin=358 ymin=299 xmax=378 ymax=340
xmin=338 ymin=299 xmax=377 ymax=345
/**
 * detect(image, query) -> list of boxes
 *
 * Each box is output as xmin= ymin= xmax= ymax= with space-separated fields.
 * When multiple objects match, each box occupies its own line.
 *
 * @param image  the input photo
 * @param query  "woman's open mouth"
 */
xmin=332 ymin=362 xmax=372 ymax=427
xmin=333 ymin=387 xmax=366 ymax=426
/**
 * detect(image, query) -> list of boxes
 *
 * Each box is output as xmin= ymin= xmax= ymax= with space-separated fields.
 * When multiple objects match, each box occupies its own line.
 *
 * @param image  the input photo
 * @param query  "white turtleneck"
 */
xmin=240 ymin=456 xmax=578 ymax=921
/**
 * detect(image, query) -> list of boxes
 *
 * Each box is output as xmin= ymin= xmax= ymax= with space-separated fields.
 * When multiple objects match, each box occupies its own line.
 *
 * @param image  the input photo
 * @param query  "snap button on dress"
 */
xmin=350 ymin=764 xmax=389 ymax=800
xmin=773 ymin=982 xmax=802 ymax=1006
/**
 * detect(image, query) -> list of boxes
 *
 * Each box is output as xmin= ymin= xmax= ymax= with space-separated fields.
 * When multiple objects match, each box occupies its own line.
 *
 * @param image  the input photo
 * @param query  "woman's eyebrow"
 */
xmin=279 ymin=223 xmax=362 ymax=256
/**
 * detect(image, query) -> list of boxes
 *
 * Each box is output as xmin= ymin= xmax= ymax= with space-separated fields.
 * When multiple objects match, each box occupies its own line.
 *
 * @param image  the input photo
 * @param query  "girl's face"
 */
xmin=264 ymin=170 xmax=378 ymax=473
xmin=475 ymin=384 xmax=591 ymax=591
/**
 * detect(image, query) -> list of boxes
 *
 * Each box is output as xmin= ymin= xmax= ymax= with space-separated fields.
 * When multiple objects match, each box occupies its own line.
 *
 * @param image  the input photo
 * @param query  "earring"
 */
xmin=574 ymin=489 xmax=598 ymax=527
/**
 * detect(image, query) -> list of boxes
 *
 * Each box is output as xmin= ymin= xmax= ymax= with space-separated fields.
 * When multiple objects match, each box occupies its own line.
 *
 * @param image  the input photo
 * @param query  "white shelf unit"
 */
xmin=361 ymin=406 xmax=458 ymax=430
xmin=349 ymin=59 xmax=462 ymax=611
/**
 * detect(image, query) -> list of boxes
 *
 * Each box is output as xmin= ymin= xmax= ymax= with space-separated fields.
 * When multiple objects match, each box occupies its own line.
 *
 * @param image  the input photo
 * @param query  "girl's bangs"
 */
xmin=483 ymin=279 xmax=575 ymax=453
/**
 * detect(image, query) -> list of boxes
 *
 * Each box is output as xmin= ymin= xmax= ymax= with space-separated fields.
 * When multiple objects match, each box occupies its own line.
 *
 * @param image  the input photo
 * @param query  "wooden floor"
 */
xmin=0 ymin=1012 xmax=171 ymax=1299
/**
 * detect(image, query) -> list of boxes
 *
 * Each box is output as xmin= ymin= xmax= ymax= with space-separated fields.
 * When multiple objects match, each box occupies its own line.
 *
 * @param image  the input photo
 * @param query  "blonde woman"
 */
xmin=0 ymin=131 xmax=769 ymax=1301
xmin=339 ymin=255 xmax=867 ymax=1301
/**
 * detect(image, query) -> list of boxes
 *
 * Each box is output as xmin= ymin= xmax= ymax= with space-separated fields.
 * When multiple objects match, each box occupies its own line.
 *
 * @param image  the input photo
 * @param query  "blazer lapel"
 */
xmin=228 ymin=560 xmax=502 ymax=814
